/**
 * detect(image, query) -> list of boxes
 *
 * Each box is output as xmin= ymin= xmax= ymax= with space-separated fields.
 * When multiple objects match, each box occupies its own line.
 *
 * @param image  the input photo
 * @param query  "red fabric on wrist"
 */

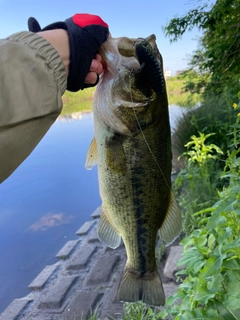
xmin=72 ymin=14 xmax=108 ymax=28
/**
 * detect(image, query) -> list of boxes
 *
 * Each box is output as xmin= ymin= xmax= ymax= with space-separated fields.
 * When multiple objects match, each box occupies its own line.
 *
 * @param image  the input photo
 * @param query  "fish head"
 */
xmin=95 ymin=34 xmax=167 ymax=135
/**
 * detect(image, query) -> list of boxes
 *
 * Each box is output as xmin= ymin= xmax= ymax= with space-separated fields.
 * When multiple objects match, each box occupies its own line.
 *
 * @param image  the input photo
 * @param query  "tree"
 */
xmin=164 ymin=0 xmax=240 ymax=100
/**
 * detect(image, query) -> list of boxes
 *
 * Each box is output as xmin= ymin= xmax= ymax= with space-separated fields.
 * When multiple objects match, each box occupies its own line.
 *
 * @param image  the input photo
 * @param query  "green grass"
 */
xmin=61 ymin=77 xmax=201 ymax=116
xmin=166 ymin=77 xmax=201 ymax=107
xmin=61 ymin=87 xmax=95 ymax=115
xmin=79 ymin=301 xmax=166 ymax=320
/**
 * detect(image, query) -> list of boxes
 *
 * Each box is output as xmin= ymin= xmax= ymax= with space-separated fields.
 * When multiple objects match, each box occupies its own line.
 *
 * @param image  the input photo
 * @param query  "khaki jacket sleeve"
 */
xmin=0 ymin=32 xmax=67 ymax=183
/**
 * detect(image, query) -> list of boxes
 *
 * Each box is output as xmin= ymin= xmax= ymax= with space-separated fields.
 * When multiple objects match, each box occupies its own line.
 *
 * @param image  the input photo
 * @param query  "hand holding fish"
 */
xmin=85 ymin=53 xmax=104 ymax=85
xmin=28 ymin=13 xmax=109 ymax=91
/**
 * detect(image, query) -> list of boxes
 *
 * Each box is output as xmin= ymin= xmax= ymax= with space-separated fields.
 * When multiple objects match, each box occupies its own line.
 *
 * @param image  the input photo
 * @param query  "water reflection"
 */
xmin=0 ymin=112 xmax=100 ymax=313
xmin=28 ymin=212 xmax=74 ymax=232
xmin=57 ymin=111 xmax=93 ymax=122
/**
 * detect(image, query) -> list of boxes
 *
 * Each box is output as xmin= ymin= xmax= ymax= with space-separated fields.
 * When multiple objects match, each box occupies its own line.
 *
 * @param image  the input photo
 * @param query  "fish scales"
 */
xmin=85 ymin=35 xmax=182 ymax=306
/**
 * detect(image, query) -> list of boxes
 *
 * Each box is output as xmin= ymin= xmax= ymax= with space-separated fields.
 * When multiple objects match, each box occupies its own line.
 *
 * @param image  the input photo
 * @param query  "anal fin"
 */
xmin=97 ymin=207 xmax=121 ymax=249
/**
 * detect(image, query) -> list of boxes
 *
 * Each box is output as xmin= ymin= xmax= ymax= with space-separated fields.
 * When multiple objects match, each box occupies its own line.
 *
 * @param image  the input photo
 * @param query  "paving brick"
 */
xmin=163 ymin=281 xmax=179 ymax=298
xmin=66 ymin=245 xmax=97 ymax=270
xmin=76 ymin=220 xmax=96 ymax=236
xmin=0 ymin=298 xmax=32 ymax=320
xmin=100 ymin=270 xmax=124 ymax=319
xmin=87 ymin=228 xmax=100 ymax=243
xmin=28 ymin=263 xmax=59 ymax=290
xmin=164 ymin=246 xmax=183 ymax=280
xmin=87 ymin=254 xmax=120 ymax=286
xmin=91 ymin=208 xmax=101 ymax=219
xmin=38 ymin=276 xmax=79 ymax=309
xmin=63 ymin=291 xmax=103 ymax=319
xmin=56 ymin=239 xmax=80 ymax=259
xmin=101 ymin=300 xmax=124 ymax=320
xmin=2 ymin=206 xmax=182 ymax=320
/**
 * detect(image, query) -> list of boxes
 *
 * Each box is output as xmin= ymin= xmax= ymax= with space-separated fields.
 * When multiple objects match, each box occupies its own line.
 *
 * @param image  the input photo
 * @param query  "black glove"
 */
xmin=28 ymin=14 xmax=109 ymax=92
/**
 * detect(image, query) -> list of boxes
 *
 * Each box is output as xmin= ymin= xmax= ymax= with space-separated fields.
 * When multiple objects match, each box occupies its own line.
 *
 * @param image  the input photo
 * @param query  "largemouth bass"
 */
xmin=85 ymin=34 xmax=182 ymax=306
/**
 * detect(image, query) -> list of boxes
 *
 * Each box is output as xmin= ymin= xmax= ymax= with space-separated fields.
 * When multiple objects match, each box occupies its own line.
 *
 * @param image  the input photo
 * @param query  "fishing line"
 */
xmin=129 ymin=70 xmax=172 ymax=193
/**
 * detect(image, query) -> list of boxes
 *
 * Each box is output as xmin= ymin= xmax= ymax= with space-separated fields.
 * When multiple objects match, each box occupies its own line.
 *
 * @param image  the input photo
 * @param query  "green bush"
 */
xmin=160 ymin=166 xmax=240 ymax=319
xmin=160 ymin=109 xmax=240 ymax=319
xmin=173 ymin=132 xmax=223 ymax=234
xmin=171 ymin=94 xmax=236 ymax=168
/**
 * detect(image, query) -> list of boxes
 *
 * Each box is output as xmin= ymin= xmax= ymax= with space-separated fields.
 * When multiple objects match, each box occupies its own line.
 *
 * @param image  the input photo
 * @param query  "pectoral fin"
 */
xmin=97 ymin=206 xmax=121 ymax=249
xmin=85 ymin=137 xmax=98 ymax=170
xmin=159 ymin=191 xmax=182 ymax=245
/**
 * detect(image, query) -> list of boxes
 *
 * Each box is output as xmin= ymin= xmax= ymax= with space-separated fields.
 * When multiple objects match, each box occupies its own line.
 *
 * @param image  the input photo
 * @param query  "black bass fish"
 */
xmin=85 ymin=35 xmax=182 ymax=306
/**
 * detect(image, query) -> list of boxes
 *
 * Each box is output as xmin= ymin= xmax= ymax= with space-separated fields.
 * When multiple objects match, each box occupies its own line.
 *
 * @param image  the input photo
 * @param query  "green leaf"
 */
xmin=208 ymin=234 xmax=216 ymax=249
xmin=195 ymin=285 xmax=215 ymax=304
xmin=178 ymin=308 xmax=221 ymax=320
xmin=207 ymin=273 xmax=224 ymax=294
xmin=214 ymin=300 xmax=240 ymax=320
xmin=227 ymin=279 xmax=240 ymax=298
xmin=224 ymin=297 xmax=240 ymax=310
xmin=223 ymin=259 xmax=240 ymax=271
xmin=231 ymin=309 xmax=240 ymax=319
xmin=178 ymin=247 xmax=205 ymax=270
xmin=202 ymin=254 xmax=226 ymax=277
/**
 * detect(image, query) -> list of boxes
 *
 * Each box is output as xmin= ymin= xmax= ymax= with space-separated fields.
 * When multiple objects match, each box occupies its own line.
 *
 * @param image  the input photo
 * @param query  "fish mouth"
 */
xmin=116 ymin=35 xmax=165 ymax=96
xmin=133 ymin=38 xmax=165 ymax=95
xmin=98 ymin=35 xmax=166 ymax=103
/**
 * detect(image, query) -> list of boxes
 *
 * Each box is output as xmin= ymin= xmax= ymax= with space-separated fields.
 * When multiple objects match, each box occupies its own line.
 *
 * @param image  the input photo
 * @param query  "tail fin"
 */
xmin=118 ymin=268 xmax=165 ymax=306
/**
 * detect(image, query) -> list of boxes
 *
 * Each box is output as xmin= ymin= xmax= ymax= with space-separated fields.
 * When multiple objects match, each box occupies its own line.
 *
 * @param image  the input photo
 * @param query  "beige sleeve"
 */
xmin=0 ymin=31 xmax=67 ymax=183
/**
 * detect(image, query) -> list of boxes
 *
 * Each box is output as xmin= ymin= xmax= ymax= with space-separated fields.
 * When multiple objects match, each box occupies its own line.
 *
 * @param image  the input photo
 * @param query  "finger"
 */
xmin=89 ymin=59 xmax=103 ymax=74
xmin=84 ymin=71 xmax=98 ymax=84
xmin=94 ymin=53 xmax=108 ymax=70
xmin=94 ymin=53 xmax=102 ymax=62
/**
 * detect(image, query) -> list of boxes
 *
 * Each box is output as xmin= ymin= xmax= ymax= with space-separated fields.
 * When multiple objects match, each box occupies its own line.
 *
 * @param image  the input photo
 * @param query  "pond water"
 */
xmin=0 ymin=112 xmax=101 ymax=312
xmin=0 ymin=105 xmax=185 ymax=313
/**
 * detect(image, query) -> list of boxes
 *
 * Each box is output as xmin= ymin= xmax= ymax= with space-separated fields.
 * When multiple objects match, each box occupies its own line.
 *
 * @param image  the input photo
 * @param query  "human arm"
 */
xmin=0 ymin=14 xmax=109 ymax=183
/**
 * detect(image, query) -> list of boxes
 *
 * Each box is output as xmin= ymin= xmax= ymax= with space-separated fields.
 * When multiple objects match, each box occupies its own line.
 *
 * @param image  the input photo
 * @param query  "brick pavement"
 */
xmin=0 ymin=210 xmax=183 ymax=320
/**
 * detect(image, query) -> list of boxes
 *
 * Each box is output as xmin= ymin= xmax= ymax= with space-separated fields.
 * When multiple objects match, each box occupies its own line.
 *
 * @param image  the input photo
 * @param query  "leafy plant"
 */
xmin=160 ymin=172 xmax=240 ymax=319
xmin=160 ymin=109 xmax=240 ymax=319
xmin=173 ymin=131 xmax=223 ymax=234
xmin=171 ymin=94 xmax=236 ymax=167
